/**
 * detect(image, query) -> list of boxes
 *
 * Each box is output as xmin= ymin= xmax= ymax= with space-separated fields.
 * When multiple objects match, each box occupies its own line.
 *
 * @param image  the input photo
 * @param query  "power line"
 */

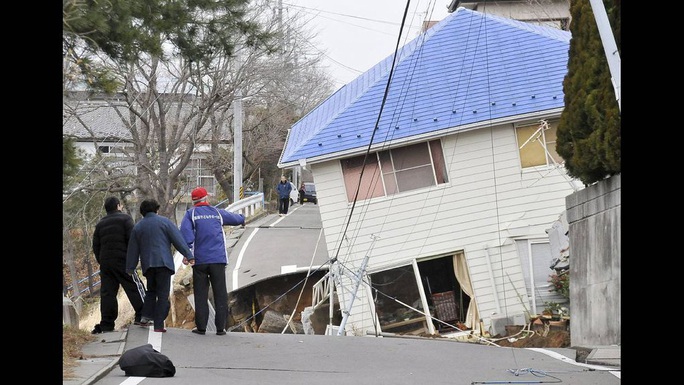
xmin=283 ymin=2 xmax=403 ymax=26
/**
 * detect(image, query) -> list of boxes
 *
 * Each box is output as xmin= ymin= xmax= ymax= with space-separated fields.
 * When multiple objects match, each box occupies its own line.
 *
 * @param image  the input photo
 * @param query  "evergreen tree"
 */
xmin=63 ymin=136 xmax=83 ymax=192
xmin=62 ymin=0 xmax=275 ymax=92
xmin=557 ymin=0 xmax=620 ymax=186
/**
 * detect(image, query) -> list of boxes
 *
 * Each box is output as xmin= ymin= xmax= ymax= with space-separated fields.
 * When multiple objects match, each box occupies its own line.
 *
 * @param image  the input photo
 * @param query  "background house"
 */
xmin=279 ymin=7 xmax=582 ymax=336
xmin=448 ymin=0 xmax=571 ymax=30
xmin=63 ymin=91 xmax=229 ymax=223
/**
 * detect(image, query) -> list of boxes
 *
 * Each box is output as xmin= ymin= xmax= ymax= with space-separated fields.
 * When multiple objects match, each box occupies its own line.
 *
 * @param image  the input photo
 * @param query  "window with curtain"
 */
xmin=341 ymin=139 xmax=448 ymax=202
xmin=516 ymin=120 xmax=562 ymax=168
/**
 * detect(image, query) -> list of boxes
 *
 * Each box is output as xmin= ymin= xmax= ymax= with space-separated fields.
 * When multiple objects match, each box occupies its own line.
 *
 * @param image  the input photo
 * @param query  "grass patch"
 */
xmin=63 ymin=324 xmax=96 ymax=379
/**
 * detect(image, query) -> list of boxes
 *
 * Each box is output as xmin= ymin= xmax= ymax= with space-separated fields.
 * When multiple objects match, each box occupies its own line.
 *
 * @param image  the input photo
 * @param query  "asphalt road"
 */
xmin=86 ymin=204 xmax=620 ymax=385
xmin=227 ymin=202 xmax=331 ymax=292
xmin=93 ymin=323 xmax=621 ymax=385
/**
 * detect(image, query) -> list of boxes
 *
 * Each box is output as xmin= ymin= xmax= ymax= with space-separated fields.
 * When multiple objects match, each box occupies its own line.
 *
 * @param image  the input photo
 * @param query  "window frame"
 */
xmin=516 ymin=120 xmax=562 ymax=169
xmin=341 ymin=139 xmax=448 ymax=202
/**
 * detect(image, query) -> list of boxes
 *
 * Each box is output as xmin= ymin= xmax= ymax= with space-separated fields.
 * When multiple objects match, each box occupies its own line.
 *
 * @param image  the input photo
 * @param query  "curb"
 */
xmin=585 ymin=346 xmax=621 ymax=368
xmin=71 ymin=329 xmax=128 ymax=385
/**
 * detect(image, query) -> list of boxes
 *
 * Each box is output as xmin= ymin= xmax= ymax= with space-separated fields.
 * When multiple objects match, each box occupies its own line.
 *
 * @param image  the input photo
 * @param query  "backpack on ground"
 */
xmin=118 ymin=343 xmax=176 ymax=377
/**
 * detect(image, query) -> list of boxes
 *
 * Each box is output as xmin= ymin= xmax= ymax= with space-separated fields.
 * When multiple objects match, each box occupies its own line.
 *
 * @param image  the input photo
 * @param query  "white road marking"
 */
xmin=232 ymin=227 xmax=260 ymax=290
xmin=148 ymin=326 xmax=163 ymax=352
xmin=526 ymin=348 xmax=621 ymax=378
xmin=120 ymin=376 xmax=145 ymax=384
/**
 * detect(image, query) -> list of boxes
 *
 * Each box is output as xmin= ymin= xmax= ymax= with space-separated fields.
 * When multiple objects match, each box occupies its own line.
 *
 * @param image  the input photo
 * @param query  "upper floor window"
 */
xmin=96 ymin=144 xmax=127 ymax=156
xmin=183 ymin=157 xmax=217 ymax=196
xmin=516 ymin=120 xmax=562 ymax=169
xmin=341 ymin=140 xmax=448 ymax=202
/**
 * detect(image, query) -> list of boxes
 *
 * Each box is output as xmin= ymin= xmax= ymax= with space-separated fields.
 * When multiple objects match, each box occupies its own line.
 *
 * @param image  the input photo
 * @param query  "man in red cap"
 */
xmin=179 ymin=187 xmax=245 ymax=335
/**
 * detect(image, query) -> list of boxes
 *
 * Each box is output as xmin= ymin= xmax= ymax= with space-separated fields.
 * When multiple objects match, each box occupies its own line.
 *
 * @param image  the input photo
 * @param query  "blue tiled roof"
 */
xmin=278 ymin=7 xmax=570 ymax=167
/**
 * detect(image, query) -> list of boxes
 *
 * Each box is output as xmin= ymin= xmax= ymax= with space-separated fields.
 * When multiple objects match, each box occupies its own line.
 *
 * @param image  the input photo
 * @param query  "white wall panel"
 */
xmin=312 ymin=120 xmax=575 ymax=332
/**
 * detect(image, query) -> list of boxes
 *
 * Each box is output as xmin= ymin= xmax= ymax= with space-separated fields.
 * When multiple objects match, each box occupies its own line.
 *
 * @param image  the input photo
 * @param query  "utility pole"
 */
xmin=233 ymin=83 xmax=243 ymax=202
xmin=588 ymin=0 xmax=620 ymax=112
xmin=276 ymin=0 xmax=300 ymax=186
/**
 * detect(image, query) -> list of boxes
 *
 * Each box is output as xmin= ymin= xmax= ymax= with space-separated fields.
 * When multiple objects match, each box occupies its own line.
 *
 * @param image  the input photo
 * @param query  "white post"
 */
xmin=233 ymin=88 xmax=243 ymax=202
xmin=588 ymin=0 xmax=621 ymax=112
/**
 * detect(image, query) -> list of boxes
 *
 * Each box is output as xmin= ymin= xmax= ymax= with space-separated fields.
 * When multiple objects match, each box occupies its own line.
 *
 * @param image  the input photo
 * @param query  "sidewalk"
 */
xmin=63 ymin=329 xmax=128 ymax=385
xmin=63 ymin=215 xmax=259 ymax=385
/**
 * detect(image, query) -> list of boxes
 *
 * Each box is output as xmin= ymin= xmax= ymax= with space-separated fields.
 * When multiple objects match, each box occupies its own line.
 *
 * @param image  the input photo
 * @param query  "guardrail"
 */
xmin=217 ymin=192 xmax=265 ymax=219
xmin=64 ymin=272 xmax=101 ymax=298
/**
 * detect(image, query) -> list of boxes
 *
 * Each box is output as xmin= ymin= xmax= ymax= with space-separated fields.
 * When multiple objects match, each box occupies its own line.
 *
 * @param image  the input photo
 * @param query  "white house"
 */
xmin=278 ymin=7 xmax=581 ymax=337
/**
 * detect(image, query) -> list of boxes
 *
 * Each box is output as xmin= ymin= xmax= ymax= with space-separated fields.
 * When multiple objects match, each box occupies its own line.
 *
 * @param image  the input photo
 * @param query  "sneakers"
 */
xmin=192 ymin=328 xmax=206 ymax=335
xmin=137 ymin=317 xmax=154 ymax=327
xmin=216 ymin=330 xmax=226 ymax=336
xmin=91 ymin=324 xmax=114 ymax=334
xmin=153 ymin=328 xmax=167 ymax=333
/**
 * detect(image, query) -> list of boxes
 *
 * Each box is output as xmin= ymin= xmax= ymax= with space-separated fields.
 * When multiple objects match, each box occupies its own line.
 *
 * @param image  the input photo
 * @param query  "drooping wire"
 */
xmin=329 ymin=0 xmax=412 ymax=266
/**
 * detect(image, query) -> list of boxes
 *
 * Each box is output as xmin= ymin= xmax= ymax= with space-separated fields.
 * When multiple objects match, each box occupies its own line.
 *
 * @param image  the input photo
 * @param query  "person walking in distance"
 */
xmin=180 ymin=187 xmax=245 ymax=336
xmin=298 ymin=182 xmax=306 ymax=205
xmin=276 ymin=175 xmax=293 ymax=216
xmin=91 ymin=196 xmax=146 ymax=334
xmin=126 ymin=199 xmax=194 ymax=333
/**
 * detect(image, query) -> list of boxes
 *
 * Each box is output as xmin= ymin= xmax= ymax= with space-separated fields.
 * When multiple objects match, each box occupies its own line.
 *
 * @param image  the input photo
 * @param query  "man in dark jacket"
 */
xmin=92 ymin=196 xmax=145 ymax=334
xmin=180 ymin=187 xmax=245 ymax=335
xmin=126 ymin=199 xmax=194 ymax=332
xmin=276 ymin=175 xmax=293 ymax=216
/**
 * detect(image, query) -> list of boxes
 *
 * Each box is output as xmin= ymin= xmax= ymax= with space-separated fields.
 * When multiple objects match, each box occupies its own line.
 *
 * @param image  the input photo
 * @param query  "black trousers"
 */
xmin=141 ymin=267 xmax=173 ymax=329
xmin=192 ymin=263 xmax=229 ymax=331
xmin=278 ymin=197 xmax=290 ymax=214
xmin=98 ymin=260 xmax=145 ymax=330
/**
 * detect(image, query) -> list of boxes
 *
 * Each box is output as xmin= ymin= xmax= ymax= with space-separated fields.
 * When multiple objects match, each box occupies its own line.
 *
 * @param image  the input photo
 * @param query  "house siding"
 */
xmin=312 ymin=121 xmax=577 ymax=334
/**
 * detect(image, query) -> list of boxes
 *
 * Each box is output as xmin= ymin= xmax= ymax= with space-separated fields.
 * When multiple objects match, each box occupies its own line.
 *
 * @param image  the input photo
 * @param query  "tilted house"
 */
xmin=278 ymin=7 xmax=581 ymax=336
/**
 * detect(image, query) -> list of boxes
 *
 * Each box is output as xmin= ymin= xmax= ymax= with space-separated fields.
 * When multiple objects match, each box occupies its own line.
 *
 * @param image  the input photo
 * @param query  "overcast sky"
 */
xmin=284 ymin=0 xmax=452 ymax=89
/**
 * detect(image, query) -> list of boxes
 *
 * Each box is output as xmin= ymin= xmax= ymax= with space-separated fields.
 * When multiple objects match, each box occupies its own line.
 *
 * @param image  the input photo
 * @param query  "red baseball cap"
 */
xmin=191 ymin=187 xmax=208 ymax=202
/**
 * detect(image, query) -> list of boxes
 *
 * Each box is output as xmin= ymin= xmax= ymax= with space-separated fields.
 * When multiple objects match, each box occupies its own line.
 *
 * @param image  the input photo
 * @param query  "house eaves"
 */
xmin=63 ymin=99 xmax=135 ymax=141
xmin=63 ymin=93 xmax=232 ymax=143
xmin=285 ymin=107 xmax=564 ymax=167
xmin=278 ymin=7 xmax=570 ymax=168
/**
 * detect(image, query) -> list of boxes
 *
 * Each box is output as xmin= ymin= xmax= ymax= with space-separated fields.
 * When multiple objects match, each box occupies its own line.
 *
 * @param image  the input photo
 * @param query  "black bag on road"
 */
xmin=119 ymin=343 xmax=176 ymax=377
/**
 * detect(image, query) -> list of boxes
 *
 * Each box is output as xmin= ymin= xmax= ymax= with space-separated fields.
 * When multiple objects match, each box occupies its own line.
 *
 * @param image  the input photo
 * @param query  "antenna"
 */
xmin=336 ymin=234 xmax=380 ymax=336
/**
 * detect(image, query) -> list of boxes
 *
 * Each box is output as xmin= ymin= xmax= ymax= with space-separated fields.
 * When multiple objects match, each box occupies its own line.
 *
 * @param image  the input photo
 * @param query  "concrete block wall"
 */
xmin=63 ymin=296 xmax=79 ymax=328
xmin=565 ymin=174 xmax=621 ymax=347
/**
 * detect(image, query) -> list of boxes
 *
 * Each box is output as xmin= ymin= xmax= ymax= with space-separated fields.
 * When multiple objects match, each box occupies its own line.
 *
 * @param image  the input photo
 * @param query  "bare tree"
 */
xmin=62 ymin=1 xmax=333 ymax=305
xmin=63 ymin=1 xmax=333 ymax=219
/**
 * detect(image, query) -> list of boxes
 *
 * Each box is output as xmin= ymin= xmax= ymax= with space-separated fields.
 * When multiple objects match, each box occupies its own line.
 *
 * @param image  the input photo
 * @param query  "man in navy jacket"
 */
xmin=180 ymin=187 xmax=245 ymax=335
xmin=276 ymin=175 xmax=293 ymax=216
xmin=127 ymin=199 xmax=194 ymax=332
